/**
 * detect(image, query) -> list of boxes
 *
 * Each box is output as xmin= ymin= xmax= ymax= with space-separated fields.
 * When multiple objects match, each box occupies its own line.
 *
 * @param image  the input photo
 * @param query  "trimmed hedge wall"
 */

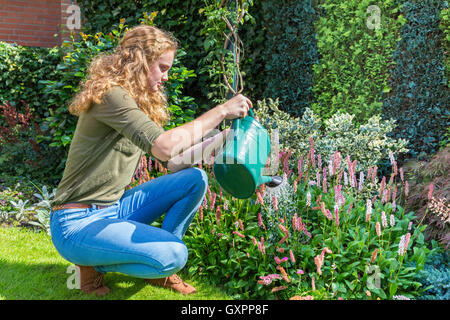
xmin=381 ymin=0 xmax=449 ymax=160
xmin=311 ymin=0 xmax=404 ymax=125
xmin=259 ymin=0 xmax=319 ymax=118
xmin=0 ymin=43 xmax=62 ymax=121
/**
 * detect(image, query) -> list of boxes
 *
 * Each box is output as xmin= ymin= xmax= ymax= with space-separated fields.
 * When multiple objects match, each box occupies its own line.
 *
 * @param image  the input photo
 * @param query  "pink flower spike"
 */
xmin=215 ymin=205 xmax=221 ymax=224
xmin=258 ymin=212 xmax=264 ymax=228
xmin=297 ymin=269 xmax=304 ymax=275
xmin=290 ymin=249 xmax=296 ymax=263
xmin=232 ymin=230 xmax=245 ymax=238
xmin=428 ymin=183 xmax=434 ymax=201
xmin=272 ymin=196 xmax=278 ymax=211
xmin=376 ymin=222 xmax=381 ymax=237
xmin=278 ymin=234 xmax=288 ymax=244
xmin=278 ymin=223 xmax=288 ymax=234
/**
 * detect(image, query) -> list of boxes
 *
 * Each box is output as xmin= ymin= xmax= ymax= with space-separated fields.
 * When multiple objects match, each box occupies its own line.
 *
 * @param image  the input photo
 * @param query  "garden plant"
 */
xmin=0 ymin=0 xmax=449 ymax=301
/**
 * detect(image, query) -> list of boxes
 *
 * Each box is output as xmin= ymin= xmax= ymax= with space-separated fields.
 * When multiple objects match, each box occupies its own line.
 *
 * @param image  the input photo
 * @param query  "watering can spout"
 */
xmin=263 ymin=175 xmax=283 ymax=188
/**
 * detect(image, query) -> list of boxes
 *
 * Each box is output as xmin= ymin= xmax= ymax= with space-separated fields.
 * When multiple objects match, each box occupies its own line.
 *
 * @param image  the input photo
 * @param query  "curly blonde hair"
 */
xmin=68 ymin=25 xmax=179 ymax=127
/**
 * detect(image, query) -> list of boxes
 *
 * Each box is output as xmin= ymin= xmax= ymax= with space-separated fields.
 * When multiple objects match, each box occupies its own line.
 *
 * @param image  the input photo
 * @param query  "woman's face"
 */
xmin=147 ymin=50 xmax=175 ymax=92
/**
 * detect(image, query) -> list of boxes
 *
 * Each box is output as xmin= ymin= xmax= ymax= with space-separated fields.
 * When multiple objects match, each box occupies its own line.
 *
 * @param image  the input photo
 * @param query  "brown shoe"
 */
xmin=76 ymin=265 xmax=110 ymax=296
xmin=146 ymin=273 xmax=197 ymax=295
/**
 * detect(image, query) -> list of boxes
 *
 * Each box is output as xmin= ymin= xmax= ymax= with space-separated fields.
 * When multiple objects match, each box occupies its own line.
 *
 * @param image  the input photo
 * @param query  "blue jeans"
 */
xmin=50 ymin=167 xmax=208 ymax=279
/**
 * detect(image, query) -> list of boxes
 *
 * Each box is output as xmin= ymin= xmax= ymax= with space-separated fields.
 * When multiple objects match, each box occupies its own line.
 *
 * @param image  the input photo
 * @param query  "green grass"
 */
xmin=0 ymin=226 xmax=232 ymax=300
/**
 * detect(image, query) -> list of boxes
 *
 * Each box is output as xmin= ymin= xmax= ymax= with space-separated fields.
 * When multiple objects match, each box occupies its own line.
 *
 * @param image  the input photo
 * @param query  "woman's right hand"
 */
xmin=220 ymin=94 xmax=253 ymax=120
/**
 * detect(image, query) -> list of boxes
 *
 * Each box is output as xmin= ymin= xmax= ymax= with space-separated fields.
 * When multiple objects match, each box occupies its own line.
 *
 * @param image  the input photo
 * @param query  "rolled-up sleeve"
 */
xmin=90 ymin=86 xmax=165 ymax=156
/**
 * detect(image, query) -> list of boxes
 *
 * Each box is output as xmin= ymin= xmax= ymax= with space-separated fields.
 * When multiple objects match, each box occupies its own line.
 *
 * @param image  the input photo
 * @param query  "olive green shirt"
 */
xmin=51 ymin=86 xmax=166 ymax=207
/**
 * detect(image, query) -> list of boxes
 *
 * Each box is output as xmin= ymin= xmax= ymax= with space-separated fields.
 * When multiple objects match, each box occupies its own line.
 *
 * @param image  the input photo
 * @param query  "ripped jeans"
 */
xmin=50 ymin=167 xmax=207 ymax=279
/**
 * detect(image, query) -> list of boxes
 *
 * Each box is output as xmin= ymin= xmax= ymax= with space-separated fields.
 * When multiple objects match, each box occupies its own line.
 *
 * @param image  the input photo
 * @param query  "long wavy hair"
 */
xmin=68 ymin=25 xmax=179 ymax=127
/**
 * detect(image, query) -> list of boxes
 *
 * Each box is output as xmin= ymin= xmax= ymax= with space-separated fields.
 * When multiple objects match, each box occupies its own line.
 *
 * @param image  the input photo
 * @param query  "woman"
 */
xmin=49 ymin=25 xmax=252 ymax=296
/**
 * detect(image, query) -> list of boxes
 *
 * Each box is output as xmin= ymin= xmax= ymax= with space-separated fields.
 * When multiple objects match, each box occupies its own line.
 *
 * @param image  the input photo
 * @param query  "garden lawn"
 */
xmin=0 ymin=226 xmax=231 ymax=300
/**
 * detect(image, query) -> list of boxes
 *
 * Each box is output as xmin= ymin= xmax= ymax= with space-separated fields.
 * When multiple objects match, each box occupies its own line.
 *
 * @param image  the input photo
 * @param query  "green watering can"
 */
xmin=213 ymin=108 xmax=282 ymax=199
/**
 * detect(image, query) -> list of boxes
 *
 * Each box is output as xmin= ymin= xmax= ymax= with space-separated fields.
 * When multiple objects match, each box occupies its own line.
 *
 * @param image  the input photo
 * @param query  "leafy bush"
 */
xmin=253 ymin=98 xmax=409 ymax=174
xmin=403 ymin=147 xmax=450 ymax=250
xmin=312 ymin=0 xmax=404 ymax=125
xmin=0 ymin=101 xmax=66 ymax=188
xmin=181 ymin=143 xmax=434 ymax=299
xmin=260 ymin=0 xmax=319 ymax=118
xmin=414 ymin=250 xmax=450 ymax=300
xmin=0 ymin=42 xmax=62 ymax=120
xmin=381 ymin=0 xmax=449 ymax=160
xmin=0 ymin=182 xmax=56 ymax=235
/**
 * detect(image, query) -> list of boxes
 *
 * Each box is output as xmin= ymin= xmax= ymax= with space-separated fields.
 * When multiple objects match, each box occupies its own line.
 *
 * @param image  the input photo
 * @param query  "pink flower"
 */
xmin=278 ymin=234 xmax=288 ymax=244
xmin=376 ymin=222 xmax=381 ymax=237
xmin=333 ymin=151 xmax=341 ymax=174
xmin=258 ymin=276 xmax=273 ymax=285
xmin=258 ymin=237 xmax=266 ymax=255
xmin=272 ymin=196 xmax=278 ymax=211
xmin=296 ymin=269 xmax=304 ymax=275
xmin=199 ymin=205 xmax=204 ymax=221
xmin=274 ymin=256 xmax=288 ymax=264
xmin=381 ymin=211 xmax=387 ymax=228
xmin=238 ymin=219 xmax=244 ymax=231
xmin=210 ymin=192 xmax=216 ymax=210
xmin=334 ymin=205 xmax=340 ymax=227
xmin=293 ymin=179 xmax=298 ymax=193
xmin=306 ymin=191 xmax=311 ymax=207
xmin=404 ymin=233 xmax=411 ymax=250
xmin=428 ymin=183 xmax=434 ymax=201
xmin=232 ymin=230 xmax=245 ymax=238
xmin=380 ymin=176 xmax=386 ymax=197
xmin=398 ymin=235 xmax=406 ymax=256
xmin=215 ymin=205 xmax=221 ymax=224
xmin=278 ymin=223 xmax=288 ymax=234
xmin=390 ymin=214 xmax=395 ymax=227
xmin=366 ymin=199 xmax=372 ymax=222
xmin=290 ymin=249 xmax=296 ymax=263
xmin=298 ymin=157 xmax=303 ymax=176
xmin=399 ymin=167 xmax=404 ymax=182
xmin=312 ymin=277 xmax=316 ymax=291
xmin=292 ymin=213 xmax=298 ymax=230
xmin=256 ymin=190 xmax=264 ymax=205
xmin=358 ymin=171 xmax=364 ymax=192
xmin=258 ymin=212 xmax=264 ymax=228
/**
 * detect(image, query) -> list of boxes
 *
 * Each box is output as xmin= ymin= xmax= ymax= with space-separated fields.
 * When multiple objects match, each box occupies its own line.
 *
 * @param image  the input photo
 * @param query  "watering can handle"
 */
xmin=248 ymin=108 xmax=255 ymax=118
xmin=231 ymin=107 xmax=257 ymax=130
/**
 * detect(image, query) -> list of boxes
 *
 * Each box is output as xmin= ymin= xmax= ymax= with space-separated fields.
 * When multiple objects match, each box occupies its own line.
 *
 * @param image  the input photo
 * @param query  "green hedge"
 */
xmin=258 ymin=0 xmax=319 ymax=118
xmin=381 ymin=0 xmax=449 ymax=160
xmin=0 ymin=42 xmax=62 ymax=121
xmin=311 ymin=0 xmax=404 ymax=125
